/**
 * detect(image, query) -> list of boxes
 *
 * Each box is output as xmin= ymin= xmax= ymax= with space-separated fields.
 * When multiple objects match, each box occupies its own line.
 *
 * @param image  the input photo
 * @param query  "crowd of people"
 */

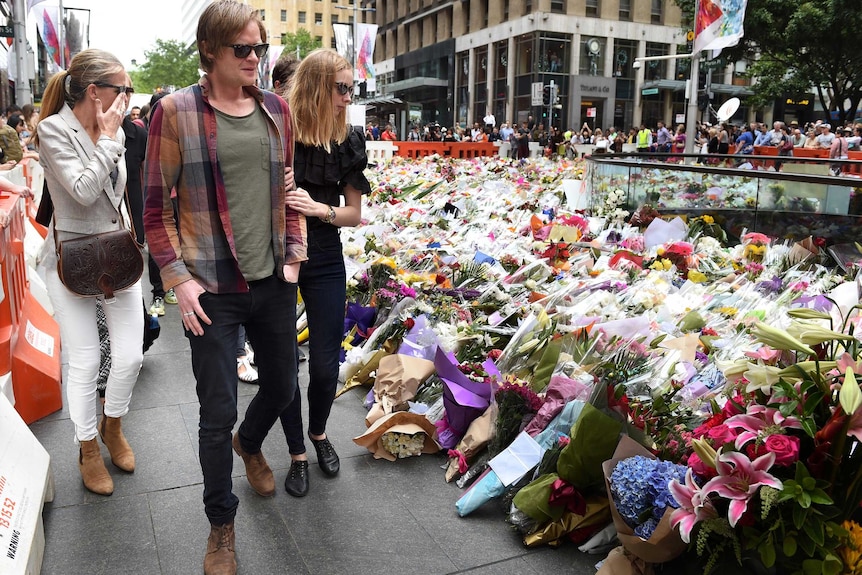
xmin=23 ymin=2 xmax=368 ymax=574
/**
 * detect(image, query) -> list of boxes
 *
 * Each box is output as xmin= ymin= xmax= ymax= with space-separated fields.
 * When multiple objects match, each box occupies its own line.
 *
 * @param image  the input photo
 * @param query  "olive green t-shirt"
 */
xmin=215 ymin=106 xmax=274 ymax=282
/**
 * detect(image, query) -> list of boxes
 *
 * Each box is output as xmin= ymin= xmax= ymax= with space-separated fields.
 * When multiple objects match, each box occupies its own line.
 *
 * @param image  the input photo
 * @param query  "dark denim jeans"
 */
xmin=187 ymin=275 xmax=298 ymax=525
xmin=279 ymin=240 xmax=346 ymax=455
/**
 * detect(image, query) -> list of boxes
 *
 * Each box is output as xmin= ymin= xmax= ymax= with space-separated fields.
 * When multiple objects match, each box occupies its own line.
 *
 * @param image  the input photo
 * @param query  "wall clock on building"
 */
xmin=587 ymin=38 xmax=601 ymax=56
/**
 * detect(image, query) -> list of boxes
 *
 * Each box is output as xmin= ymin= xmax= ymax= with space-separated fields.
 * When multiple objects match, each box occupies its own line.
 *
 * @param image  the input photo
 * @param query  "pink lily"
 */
xmin=668 ymin=469 xmax=717 ymax=543
xmin=725 ymin=405 xmax=802 ymax=449
xmin=837 ymin=352 xmax=862 ymax=376
xmin=702 ymin=451 xmax=782 ymax=527
xmin=744 ymin=346 xmax=782 ymax=363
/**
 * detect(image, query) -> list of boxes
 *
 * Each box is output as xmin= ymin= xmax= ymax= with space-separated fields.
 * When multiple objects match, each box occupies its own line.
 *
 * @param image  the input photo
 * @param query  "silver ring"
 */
xmin=183 ymin=312 xmax=194 ymax=316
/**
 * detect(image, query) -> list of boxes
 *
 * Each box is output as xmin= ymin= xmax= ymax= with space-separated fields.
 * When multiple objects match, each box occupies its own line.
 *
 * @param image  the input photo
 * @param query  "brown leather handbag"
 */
xmin=57 ymin=229 xmax=143 ymax=300
xmin=52 ymin=176 xmax=143 ymax=301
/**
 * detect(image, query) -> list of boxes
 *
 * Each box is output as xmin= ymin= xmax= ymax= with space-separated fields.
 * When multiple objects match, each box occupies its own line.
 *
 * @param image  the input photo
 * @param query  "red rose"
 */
xmin=706 ymin=424 xmax=737 ymax=447
xmin=687 ymin=452 xmax=718 ymax=480
xmin=404 ymin=317 xmax=416 ymax=330
xmin=764 ymin=434 xmax=800 ymax=466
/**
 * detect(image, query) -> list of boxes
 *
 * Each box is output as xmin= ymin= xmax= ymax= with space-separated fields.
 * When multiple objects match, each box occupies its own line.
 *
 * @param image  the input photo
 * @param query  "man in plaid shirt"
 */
xmin=143 ymin=2 xmax=306 ymax=573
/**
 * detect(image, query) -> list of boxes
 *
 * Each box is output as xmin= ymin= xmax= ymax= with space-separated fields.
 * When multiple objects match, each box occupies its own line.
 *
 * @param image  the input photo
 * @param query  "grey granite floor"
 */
xmin=29 ymin=289 xmax=601 ymax=575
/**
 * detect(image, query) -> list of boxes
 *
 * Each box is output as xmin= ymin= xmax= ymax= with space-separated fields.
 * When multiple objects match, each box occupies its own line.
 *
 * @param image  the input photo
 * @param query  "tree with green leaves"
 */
xmin=675 ymin=0 xmax=862 ymax=124
xmin=133 ymin=39 xmax=200 ymax=95
xmin=280 ymin=28 xmax=322 ymax=60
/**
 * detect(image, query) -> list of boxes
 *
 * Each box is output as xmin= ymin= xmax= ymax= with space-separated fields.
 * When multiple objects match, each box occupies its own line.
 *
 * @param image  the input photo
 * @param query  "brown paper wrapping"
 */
xmin=353 ymin=411 xmax=441 ymax=461
xmin=335 ymin=348 xmax=390 ymax=399
xmin=601 ymin=436 xmax=686 ymax=565
xmin=444 ymin=402 xmax=498 ymax=482
xmin=596 ymin=546 xmax=654 ymax=575
xmin=522 ymin=494 xmax=611 ymax=548
xmin=364 ymin=354 xmax=436 ymax=426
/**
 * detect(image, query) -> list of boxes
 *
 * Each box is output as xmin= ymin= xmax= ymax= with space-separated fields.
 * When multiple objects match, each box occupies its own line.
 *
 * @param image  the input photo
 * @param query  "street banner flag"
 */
xmin=355 ymin=23 xmax=377 ymax=81
xmin=693 ymin=0 xmax=748 ymax=56
xmin=333 ymin=23 xmax=354 ymax=68
xmin=37 ymin=6 xmax=69 ymax=71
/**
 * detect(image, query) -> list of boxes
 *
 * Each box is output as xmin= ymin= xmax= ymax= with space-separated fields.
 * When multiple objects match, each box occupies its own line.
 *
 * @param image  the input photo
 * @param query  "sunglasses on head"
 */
xmin=94 ymin=82 xmax=134 ymax=95
xmin=228 ymin=43 xmax=269 ymax=59
xmin=335 ymin=82 xmax=354 ymax=96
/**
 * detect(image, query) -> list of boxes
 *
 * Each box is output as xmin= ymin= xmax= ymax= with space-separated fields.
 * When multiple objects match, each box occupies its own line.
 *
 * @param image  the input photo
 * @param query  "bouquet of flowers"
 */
xmin=669 ymin=310 xmax=862 ymax=574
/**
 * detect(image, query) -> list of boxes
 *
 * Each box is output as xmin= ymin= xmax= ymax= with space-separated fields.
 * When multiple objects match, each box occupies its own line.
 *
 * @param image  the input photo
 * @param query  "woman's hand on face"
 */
xmin=96 ymin=92 xmax=128 ymax=140
xmin=285 ymin=188 xmax=325 ymax=218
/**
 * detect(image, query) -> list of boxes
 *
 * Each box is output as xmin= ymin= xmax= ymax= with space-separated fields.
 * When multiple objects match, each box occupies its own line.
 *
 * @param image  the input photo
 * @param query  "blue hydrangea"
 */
xmin=609 ymin=455 xmax=688 ymax=540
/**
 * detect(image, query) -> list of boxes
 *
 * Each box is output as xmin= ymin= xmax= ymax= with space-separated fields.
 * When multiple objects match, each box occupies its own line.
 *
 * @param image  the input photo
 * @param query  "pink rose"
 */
xmin=687 ymin=452 xmax=717 ymax=480
xmin=706 ymin=424 xmax=737 ymax=447
xmin=764 ymin=434 xmax=800 ymax=466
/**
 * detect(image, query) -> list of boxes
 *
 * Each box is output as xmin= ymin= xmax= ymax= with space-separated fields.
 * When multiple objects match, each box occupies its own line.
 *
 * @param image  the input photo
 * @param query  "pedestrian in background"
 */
xmin=36 ymin=48 xmax=143 ymax=497
xmin=143 ymin=2 xmax=306 ymax=573
xmin=277 ymin=47 xmax=371 ymax=498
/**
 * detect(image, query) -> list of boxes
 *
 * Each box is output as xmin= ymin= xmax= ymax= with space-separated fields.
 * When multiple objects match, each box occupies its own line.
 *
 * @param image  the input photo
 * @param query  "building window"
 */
xmin=651 ymin=0 xmax=663 ymax=24
xmin=645 ymin=42 xmax=669 ymax=81
xmin=524 ymin=0 xmax=532 ymax=15
xmin=298 ymin=11 xmax=306 ymax=23
xmin=503 ymin=0 xmax=509 ymax=20
xmin=281 ymin=9 xmax=287 ymax=22
xmin=550 ymin=0 xmax=565 ymax=13
xmin=331 ymin=14 xmax=339 ymax=25
xmin=315 ymin=13 xmax=323 ymax=25
xmin=619 ymin=0 xmax=631 ymax=21
xmin=586 ymin=0 xmax=599 ymax=18
xmin=464 ymin=0 xmax=470 ymax=33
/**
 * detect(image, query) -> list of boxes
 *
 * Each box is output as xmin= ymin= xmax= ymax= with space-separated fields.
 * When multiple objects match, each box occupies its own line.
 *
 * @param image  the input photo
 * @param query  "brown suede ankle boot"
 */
xmin=99 ymin=415 xmax=135 ymax=472
xmin=204 ymin=522 xmax=236 ymax=575
xmin=79 ymin=438 xmax=113 ymax=495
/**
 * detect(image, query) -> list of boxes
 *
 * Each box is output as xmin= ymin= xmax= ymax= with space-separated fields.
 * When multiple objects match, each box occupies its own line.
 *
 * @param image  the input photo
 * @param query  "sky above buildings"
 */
xmin=67 ymin=0 xmax=182 ymax=67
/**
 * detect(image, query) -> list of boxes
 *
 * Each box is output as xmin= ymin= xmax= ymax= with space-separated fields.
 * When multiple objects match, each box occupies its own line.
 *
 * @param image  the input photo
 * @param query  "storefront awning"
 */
xmin=385 ymin=77 xmax=449 ymax=93
xmin=641 ymin=79 xmax=686 ymax=92
xmin=710 ymin=83 xmax=755 ymax=97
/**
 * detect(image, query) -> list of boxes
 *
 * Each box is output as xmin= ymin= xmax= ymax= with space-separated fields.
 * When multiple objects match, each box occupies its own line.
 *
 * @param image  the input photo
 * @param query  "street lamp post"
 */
xmin=634 ymin=51 xmax=700 ymax=156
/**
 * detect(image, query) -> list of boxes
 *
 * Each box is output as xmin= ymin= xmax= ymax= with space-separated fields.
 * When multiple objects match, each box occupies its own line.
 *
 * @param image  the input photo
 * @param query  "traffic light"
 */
xmin=542 ymin=86 xmax=551 ymax=106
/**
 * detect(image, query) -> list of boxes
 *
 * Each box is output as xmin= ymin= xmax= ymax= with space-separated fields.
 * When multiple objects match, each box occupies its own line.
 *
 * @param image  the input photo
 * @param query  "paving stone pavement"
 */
xmin=30 ymin=279 xmax=602 ymax=574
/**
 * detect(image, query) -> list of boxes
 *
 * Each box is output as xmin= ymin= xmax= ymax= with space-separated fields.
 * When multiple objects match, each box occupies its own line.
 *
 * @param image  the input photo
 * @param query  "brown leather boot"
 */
xmin=99 ymin=415 xmax=135 ymax=472
xmin=232 ymin=433 xmax=275 ymax=496
xmin=203 ymin=522 xmax=236 ymax=575
xmin=79 ymin=438 xmax=113 ymax=496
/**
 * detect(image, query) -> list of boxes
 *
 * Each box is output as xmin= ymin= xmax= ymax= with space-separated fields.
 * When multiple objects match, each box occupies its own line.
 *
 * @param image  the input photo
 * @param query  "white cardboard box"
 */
xmin=0 ymin=393 xmax=54 ymax=575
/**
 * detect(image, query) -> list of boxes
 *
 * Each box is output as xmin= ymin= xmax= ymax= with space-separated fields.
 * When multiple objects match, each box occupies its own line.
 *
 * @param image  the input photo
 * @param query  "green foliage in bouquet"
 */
xmin=678 ymin=309 xmax=862 ymax=575
xmin=557 ymin=403 xmax=622 ymax=491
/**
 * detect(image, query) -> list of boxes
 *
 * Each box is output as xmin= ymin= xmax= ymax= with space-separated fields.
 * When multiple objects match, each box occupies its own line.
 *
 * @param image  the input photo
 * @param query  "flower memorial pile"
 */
xmin=336 ymin=154 xmax=862 ymax=574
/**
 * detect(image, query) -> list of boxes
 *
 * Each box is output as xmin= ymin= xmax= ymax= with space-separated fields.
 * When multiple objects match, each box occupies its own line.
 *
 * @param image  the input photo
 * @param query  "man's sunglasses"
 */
xmin=94 ymin=82 xmax=135 ymax=95
xmin=229 ymin=43 xmax=269 ymax=59
xmin=335 ymin=82 xmax=354 ymax=96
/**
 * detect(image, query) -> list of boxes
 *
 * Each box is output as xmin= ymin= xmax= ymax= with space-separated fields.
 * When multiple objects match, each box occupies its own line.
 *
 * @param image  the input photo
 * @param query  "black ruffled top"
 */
xmin=294 ymin=127 xmax=370 ymax=246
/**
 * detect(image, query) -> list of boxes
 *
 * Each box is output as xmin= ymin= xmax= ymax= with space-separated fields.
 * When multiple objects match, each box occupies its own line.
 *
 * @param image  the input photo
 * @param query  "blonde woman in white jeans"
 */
xmin=36 ymin=49 xmax=143 ymax=496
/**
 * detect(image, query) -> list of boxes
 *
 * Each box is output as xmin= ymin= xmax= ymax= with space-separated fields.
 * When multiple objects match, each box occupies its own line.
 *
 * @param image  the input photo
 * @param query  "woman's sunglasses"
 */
xmin=229 ymin=43 xmax=269 ymax=59
xmin=335 ymin=82 xmax=354 ymax=96
xmin=94 ymin=82 xmax=135 ymax=95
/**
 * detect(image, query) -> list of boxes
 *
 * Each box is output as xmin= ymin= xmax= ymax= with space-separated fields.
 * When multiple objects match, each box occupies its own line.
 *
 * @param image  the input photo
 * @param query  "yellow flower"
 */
xmin=839 ymin=520 xmax=862 ymax=574
xmin=702 ymin=215 xmax=714 ymax=224
xmin=656 ymin=247 xmax=666 ymax=256
xmin=375 ymin=256 xmax=397 ymax=269
xmin=687 ymin=270 xmax=708 ymax=283
xmin=718 ymin=306 xmax=738 ymax=317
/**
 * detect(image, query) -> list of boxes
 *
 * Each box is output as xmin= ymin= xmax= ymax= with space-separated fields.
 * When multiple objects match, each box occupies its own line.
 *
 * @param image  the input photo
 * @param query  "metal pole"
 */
xmin=684 ymin=52 xmax=699 ymax=155
xmin=58 ymin=0 xmax=64 ymax=68
xmin=11 ymin=0 xmax=31 ymax=104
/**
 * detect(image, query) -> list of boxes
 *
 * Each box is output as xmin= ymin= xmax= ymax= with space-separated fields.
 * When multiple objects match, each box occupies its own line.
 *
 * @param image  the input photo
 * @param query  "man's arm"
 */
xmin=142 ymin=97 xmax=187 ymax=290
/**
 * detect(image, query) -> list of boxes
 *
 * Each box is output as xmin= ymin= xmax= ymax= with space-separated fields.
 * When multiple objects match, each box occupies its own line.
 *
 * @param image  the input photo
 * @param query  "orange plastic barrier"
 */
xmin=11 ymin=292 xmax=61 ymax=424
xmin=752 ymin=146 xmax=779 ymax=169
xmin=0 ymin=160 xmax=63 ymax=423
xmin=792 ymin=147 xmax=829 ymax=159
xmin=844 ymin=150 xmax=862 ymax=175
xmin=0 ymin=192 xmax=28 ymax=375
xmin=393 ymin=141 xmax=499 ymax=159
xmin=450 ymin=143 xmax=498 ymax=159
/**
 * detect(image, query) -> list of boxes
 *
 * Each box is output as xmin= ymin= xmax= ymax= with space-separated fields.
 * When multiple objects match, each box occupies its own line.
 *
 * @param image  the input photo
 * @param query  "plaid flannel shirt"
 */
xmin=143 ymin=76 xmax=307 ymax=293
